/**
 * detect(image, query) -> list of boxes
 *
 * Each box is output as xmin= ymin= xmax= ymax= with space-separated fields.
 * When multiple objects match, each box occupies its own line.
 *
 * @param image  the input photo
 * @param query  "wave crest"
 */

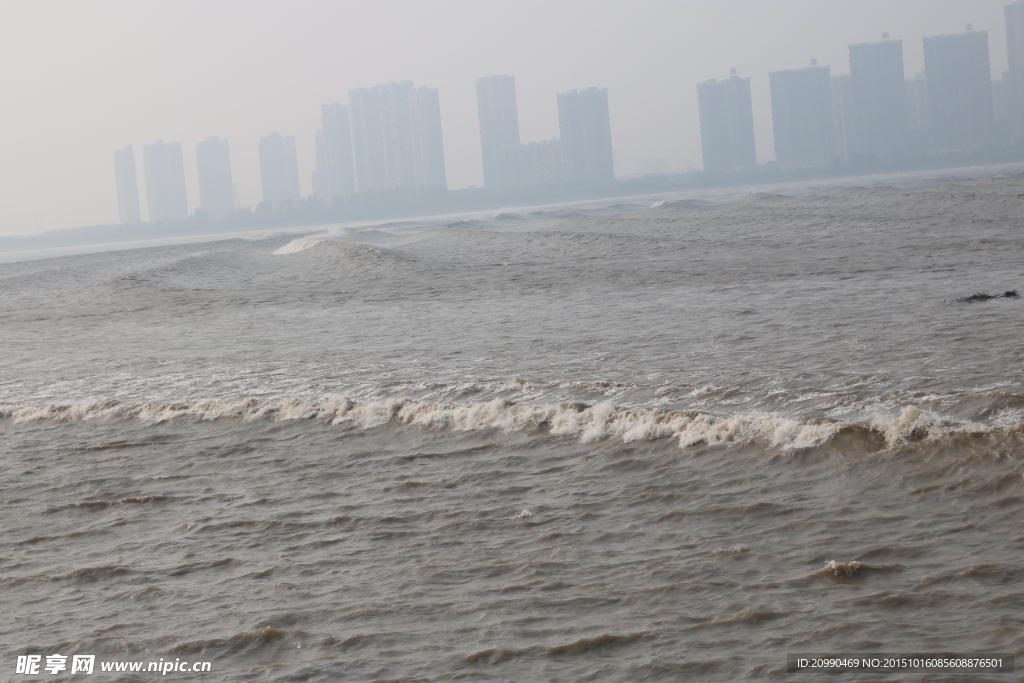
xmin=866 ymin=405 xmax=988 ymax=445
xmin=272 ymin=237 xmax=322 ymax=254
xmin=0 ymin=395 xmax=858 ymax=452
xmin=0 ymin=397 xmax=1010 ymax=451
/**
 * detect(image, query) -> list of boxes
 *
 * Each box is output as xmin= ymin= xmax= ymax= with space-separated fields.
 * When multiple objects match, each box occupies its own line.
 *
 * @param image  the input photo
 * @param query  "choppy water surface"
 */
xmin=3 ymin=172 xmax=1024 ymax=681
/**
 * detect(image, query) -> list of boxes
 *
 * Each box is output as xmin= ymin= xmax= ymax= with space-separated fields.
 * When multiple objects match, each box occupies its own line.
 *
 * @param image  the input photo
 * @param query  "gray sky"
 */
xmin=0 ymin=0 xmax=1010 ymax=235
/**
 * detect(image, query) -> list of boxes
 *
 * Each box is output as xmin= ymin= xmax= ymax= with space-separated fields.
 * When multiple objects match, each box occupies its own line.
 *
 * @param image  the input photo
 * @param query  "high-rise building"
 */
xmin=557 ymin=87 xmax=615 ymax=184
xmin=258 ymin=133 xmax=301 ymax=206
xmin=142 ymin=140 xmax=188 ymax=222
xmin=848 ymin=38 xmax=907 ymax=157
xmin=476 ymin=75 xmax=521 ymax=188
xmin=923 ymin=30 xmax=994 ymax=151
xmin=831 ymin=75 xmax=853 ymax=161
xmin=348 ymin=81 xmax=447 ymax=194
xmin=1005 ymin=1 xmax=1024 ymax=139
xmin=696 ymin=72 xmax=757 ymax=173
xmin=113 ymin=145 xmax=141 ymax=224
xmin=195 ymin=137 xmax=234 ymax=220
xmin=769 ymin=65 xmax=835 ymax=165
xmin=312 ymin=103 xmax=355 ymax=202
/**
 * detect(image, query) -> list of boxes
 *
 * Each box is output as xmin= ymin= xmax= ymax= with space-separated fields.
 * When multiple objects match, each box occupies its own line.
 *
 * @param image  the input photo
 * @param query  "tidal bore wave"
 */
xmin=0 ymin=396 xmax=1006 ymax=450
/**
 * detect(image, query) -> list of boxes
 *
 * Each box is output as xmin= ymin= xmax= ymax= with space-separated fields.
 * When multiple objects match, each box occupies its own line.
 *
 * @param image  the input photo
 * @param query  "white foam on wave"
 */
xmin=0 ymin=398 xmax=1006 ymax=451
xmin=273 ymin=237 xmax=324 ymax=255
xmin=865 ymin=405 xmax=988 ymax=445
xmin=0 ymin=396 xmax=841 ymax=451
xmin=823 ymin=560 xmax=863 ymax=576
xmin=990 ymin=406 xmax=1024 ymax=431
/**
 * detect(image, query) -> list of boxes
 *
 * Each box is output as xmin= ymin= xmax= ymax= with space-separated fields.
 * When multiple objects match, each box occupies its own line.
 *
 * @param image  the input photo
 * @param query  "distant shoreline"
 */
xmin=3 ymin=154 xmax=1024 ymax=262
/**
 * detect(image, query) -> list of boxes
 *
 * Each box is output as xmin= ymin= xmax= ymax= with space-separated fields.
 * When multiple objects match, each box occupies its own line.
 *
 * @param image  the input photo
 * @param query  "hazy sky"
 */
xmin=0 ymin=0 xmax=1011 ymax=235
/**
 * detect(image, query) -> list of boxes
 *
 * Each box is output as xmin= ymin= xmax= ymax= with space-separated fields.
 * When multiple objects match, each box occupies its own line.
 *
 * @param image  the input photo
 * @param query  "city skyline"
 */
xmin=111 ymin=14 xmax=1022 ymax=226
xmin=0 ymin=1 xmax=1015 ymax=234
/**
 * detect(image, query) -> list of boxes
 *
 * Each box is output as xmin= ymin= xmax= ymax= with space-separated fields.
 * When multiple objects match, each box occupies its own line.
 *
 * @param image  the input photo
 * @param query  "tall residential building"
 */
xmin=831 ymin=75 xmax=853 ymax=161
xmin=348 ymin=81 xmax=447 ymax=194
xmin=696 ymin=72 xmax=757 ymax=173
xmin=195 ymin=137 xmax=234 ymax=220
xmin=848 ymin=38 xmax=907 ymax=157
xmin=113 ymin=145 xmax=141 ymax=224
xmin=923 ymin=30 xmax=994 ymax=150
xmin=476 ymin=75 xmax=521 ymax=188
xmin=142 ymin=140 xmax=188 ymax=222
xmin=258 ymin=133 xmax=301 ymax=206
xmin=557 ymin=87 xmax=615 ymax=184
xmin=312 ymin=103 xmax=355 ymax=202
xmin=1005 ymin=1 xmax=1024 ymax=139
xmin=769 ymin=65 xmax=835 ymax=165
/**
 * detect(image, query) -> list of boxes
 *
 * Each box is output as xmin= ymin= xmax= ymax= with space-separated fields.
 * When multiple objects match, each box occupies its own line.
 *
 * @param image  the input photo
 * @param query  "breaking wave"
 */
xmin=817 ymin=560 xmax=903 ymax=579
xmin=273 ymin=236 xmax=323 ymax=254
xmin=0 ymin=397 xmax=1008 ymax=451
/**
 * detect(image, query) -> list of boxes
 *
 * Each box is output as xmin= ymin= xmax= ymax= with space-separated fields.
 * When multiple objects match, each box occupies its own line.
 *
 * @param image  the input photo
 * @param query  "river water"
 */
xmin=2 ymin=170 xmax=1024 ymax=681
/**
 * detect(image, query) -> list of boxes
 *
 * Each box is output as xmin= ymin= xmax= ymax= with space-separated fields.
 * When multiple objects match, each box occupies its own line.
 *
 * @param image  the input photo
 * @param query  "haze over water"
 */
xmin=3 ymin=169 xmax=1024 ymax=680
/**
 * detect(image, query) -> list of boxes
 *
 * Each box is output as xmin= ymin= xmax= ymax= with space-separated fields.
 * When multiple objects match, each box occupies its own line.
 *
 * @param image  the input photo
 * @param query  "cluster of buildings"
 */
xmin=476 ymin=77 xmax=614 ymax=189
xmin=700 ymin=3 xmax=1024 ymax=173
xmin=115 ymin=137 xmax=232 ymax=224
xmin=112 ymin=81 xmax=450 ymax=223
xmin=113 ymin=3 xmax=1024 ymax=225
xmin=112 ymin=79 xmax=613 ymax=224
